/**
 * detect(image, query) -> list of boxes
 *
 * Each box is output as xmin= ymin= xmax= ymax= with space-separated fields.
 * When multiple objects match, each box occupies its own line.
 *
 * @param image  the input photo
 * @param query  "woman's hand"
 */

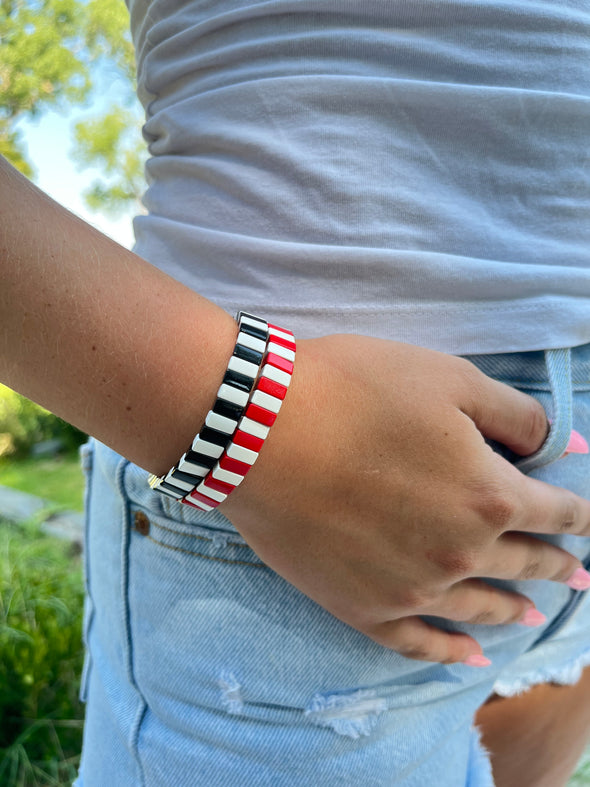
xmin=223 ymin=335 xmax=590 ymax=665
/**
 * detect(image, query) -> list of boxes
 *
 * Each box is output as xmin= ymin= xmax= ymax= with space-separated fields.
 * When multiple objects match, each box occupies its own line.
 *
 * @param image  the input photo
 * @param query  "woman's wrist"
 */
xmin=148 ymin=313 xmax=297 ymax=508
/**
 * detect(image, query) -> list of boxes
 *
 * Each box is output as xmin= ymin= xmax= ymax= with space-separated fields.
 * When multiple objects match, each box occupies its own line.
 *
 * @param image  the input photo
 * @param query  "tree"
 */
xmin=71 ymin=0 xmax=146 ymax=215
xmin=0 ymin=0 xmax=145 ymax=213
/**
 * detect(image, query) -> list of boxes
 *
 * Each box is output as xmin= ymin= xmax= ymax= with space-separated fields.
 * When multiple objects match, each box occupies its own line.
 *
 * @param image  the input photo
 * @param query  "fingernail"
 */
xmin=566 ymin=567 xmax=590 ymax=591
xmin=462 ymin=654 xmax=492 ymax=667
xmin=519 ymin=608 xmax=547 ymax=627
xmin=563 ymin=429 xmax=590 ymax=457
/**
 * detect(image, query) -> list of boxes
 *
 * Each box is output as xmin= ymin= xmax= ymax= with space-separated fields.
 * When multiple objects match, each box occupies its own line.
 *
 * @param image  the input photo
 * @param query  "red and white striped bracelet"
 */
xmin=182 ymin=323 xmax=296 ymax=511
xmin=147 ymin=312 xmax=295 ymax=510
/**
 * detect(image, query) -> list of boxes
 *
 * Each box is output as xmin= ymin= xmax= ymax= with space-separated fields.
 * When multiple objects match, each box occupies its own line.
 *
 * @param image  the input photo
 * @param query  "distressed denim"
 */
xmin=75 ymin=345 xmax=590 ymax=786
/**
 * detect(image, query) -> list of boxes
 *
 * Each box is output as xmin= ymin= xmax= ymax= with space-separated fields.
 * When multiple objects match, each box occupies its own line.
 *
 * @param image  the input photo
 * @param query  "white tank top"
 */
xmin=126 ymin=0 xmax=590 ymax=354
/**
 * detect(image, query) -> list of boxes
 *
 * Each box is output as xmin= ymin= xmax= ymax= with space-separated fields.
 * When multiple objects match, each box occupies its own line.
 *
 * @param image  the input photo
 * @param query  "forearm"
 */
xmin=0 ymin=156 xmax=237 ymax=474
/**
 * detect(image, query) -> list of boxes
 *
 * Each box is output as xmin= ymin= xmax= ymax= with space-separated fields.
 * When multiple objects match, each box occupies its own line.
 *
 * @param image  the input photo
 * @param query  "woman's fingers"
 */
xmin=480 ymin=532 xmax=584 ymax=585
xmin=367 ymin=616 xmax=485 ymax=665
xmin=419 ymin=579 xmax=536 ymax=627
xmin=363 ymin=577 xmax=551 ymax=665
xmin=508 ymin=472 xmax=590 ymax=537
xmin=465 ymin=451 xmax=590 ymax=540
xmin=367 ymin=580 xmax=545 ymax=665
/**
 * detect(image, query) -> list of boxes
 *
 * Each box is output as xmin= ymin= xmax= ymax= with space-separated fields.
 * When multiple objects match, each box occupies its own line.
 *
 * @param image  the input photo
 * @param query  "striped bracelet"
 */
xmin=183 ymin=332 xmax=295 ymax=511
xmin=148 ymin=312 xmax=295 ymax=508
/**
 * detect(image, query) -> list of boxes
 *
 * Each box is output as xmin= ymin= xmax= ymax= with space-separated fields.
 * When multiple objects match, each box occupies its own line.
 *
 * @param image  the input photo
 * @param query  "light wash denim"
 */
xmin=75 ymin=345 xmax=590 ymax=786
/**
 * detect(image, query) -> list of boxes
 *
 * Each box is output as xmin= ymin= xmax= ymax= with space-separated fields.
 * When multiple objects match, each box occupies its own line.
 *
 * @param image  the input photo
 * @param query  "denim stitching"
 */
xmin=129 ymin=702 xmax=147 ymax=787
xmin=494 ymin=381 xmax=590 ymax=393
xmin=79 ymin=441 xmax=95 ymax=704
xmin=143 ymin=533 xmax=266 ymax=567
xmin=146 ymin=517 xmax=250 ymax=549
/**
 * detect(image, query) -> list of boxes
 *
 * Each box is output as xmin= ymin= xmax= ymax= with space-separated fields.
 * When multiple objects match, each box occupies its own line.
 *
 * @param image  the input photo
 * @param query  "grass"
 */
xmin=571 ymin=749 xmax=590 ymax=786
xmin=0 ymin=454 xmax=84 ymax=512
xmin=0 ymin=517 xmax=85 ymax=786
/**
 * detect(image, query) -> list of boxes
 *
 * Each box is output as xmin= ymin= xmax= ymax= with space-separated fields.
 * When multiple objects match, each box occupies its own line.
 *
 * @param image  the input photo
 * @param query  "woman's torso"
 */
xmin=127 ymin=0 xmax=590 ymax=353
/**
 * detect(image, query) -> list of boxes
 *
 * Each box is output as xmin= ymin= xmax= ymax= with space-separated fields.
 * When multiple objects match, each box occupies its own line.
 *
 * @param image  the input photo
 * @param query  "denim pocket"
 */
xmin=127 ymin=502 xmax=265 ymax=568
xmin=466 ymin=348 xmax=572 ymax=473
xmin=515 ymin=349 xmax=573 ymax=474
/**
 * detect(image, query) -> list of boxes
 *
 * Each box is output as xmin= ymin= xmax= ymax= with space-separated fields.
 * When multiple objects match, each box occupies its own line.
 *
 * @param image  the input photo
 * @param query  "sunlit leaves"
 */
xmin=0 ymin=0 xmax=89 ymax=124
xmin=0 ymin=0 xmax=146 ymax=217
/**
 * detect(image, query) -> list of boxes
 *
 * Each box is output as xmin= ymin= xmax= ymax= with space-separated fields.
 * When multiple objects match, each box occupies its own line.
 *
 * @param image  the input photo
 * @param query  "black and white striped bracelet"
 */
xmin=182 ymin=327 xmax=295 ymax=511
xmin=147 ymin=312 xmax=295 ymax=508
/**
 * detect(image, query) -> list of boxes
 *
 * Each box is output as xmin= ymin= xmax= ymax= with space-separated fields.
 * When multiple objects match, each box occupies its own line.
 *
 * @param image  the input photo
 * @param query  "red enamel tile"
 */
xmin=257 ymin=376 xmax=288 ymax=400
xmin=265 ymin=352 xmax=294 ymax=375
xmin=202 ymin=476 xmax=236 ymax=495
xmin=232 ymin=429 xmax=264 ymax=452
xmin=244 ymin=402 xmax=277 ymax=426
xmin=186 ymin=489 xmax=220 ymax=508
xmin=219 ymin=454 xmax=252 ymax=476
xmin=267 ymin=332 xmax=296 ymax=352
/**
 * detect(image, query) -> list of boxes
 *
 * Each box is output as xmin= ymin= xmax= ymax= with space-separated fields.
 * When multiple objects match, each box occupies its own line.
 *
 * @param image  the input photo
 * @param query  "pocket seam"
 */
xmin=148 ymin=517 xmax=251 ymax=549
xmin=140 ymin=532 xmax=267 ymax=567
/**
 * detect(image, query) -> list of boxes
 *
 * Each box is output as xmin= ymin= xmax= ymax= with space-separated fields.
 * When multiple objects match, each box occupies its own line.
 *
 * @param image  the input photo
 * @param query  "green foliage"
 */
xmin=83 ymin=0 xmax=136 ymax=79
xmin=0 ymin=0 xmax=89 ymax=117
xmin=0 ymin=0 xmax=90 ymax=169
xmin=1 ymin=0 xmax=146 ymax=216
xmin=0 ymin=127 xmax=34 ymax=178
xmin=0 ymin=385 xmax=86 ymax=459
xmin=72 ymin=0 xmax=147 ymax=215
xmin=0 ymin=454 xmax=84 ymax=512
xmin=0 ymin=518 xmax=84 ymax=785
xmin=570 ymin=751 xmax=590 ymax=786
xmin=73 ymin=107 xmax=146 ymax=216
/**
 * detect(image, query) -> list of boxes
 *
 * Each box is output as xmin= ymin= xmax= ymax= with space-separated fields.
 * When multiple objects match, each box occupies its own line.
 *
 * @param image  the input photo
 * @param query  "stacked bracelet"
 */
xmin=147 ymin=312 xmax=295 ymax=509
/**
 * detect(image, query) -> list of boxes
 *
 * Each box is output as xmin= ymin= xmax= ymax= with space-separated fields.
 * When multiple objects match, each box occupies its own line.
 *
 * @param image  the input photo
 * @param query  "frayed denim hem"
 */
xmin=492 ymin=646 xmax=590 ymax=698
xmin=467 ymin=726 xmax=495 ymax=787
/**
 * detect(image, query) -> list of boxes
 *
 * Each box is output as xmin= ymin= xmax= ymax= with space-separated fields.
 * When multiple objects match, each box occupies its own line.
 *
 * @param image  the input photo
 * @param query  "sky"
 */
xmin=18 ymin=107 xmax=137 ymax=249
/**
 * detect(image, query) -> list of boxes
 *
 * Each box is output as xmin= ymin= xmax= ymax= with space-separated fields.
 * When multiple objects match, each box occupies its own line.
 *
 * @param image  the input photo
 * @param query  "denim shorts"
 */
xmin=74 ymin=345 xmax=590 ymax=787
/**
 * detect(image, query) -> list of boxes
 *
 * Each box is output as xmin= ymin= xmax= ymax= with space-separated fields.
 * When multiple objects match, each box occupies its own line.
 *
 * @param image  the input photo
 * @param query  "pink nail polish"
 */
xmin=566 ymin=567 xmax=590 ymax=591
xmin=563 ymin=429 xmax=590 ymax=456
xmin=519 ymin=608 xmax=547 ymax=627
xmin=462 ymin=654 xmax=492 ymax=667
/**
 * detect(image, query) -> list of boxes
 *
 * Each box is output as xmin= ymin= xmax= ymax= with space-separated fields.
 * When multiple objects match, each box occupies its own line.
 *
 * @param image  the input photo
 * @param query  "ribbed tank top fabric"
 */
xmin=126 ymin=0 xmax=590 ymax=353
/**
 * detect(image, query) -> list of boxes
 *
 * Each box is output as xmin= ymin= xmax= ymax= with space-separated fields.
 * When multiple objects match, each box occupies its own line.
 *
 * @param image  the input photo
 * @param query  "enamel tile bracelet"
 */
xmin=147 ymin=312 xmax=295 ymax=509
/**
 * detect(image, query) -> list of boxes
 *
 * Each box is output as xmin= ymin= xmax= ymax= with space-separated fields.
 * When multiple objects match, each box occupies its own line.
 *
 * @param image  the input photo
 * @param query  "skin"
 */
xmin=3 ymin=156 xmax=590 ymax=776
xmin=476 ymin=666 xmax=590 ymax=786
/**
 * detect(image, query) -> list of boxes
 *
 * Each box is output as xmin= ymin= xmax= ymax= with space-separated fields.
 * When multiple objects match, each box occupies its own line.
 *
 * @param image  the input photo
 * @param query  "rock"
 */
xmin=31 ymin=439 xmax=65 ymax=458
xmin=0 ymin=484 xmax=83 ymax=547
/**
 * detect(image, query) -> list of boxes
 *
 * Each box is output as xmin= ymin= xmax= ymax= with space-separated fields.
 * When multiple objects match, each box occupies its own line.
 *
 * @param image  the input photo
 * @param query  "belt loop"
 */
xmin=516 ymin=348 xmax=572 ymax=473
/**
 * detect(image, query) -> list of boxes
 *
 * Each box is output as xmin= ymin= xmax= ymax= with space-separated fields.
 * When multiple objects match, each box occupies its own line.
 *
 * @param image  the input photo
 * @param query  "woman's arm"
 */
xmin=3 ymin=155 xmax=590 ymax=667
xmin=0 ymin=156 xmax=237 ymax=474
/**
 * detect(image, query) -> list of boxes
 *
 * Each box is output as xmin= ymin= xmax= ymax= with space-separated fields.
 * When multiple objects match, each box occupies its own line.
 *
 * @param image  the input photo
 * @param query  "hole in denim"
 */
xmin=218 ymin=670 xmax=244 ymax=715
xmin=304 ymin=689 xmax=387 ymax=739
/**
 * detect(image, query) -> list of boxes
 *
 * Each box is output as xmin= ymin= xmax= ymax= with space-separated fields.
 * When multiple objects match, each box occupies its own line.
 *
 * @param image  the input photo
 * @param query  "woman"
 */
xmin=2 ymin=1 xmax=590 ymax=784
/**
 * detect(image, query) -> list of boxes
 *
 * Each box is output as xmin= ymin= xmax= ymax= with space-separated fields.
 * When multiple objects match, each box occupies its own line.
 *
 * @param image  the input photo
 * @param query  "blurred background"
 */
xmin=1 ymin=0 xmax=142 ymax=782
xmin=1 ymin=1 xmax=590 ymax=784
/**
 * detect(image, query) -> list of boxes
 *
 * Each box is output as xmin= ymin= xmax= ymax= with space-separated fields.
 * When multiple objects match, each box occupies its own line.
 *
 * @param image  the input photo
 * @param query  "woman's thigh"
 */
xmin=475 ymin=664 xmax=590 ymax=787
xmin=75 ymin=345 xmax=590 ymax=787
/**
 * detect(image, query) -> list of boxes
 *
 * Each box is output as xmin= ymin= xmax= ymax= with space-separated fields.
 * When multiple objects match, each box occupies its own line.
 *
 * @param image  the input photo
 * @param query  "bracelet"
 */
xmin=147 ymin=312 xmax=270 ymax=499
xmin=182 ymin=328 xmax=295 ymax=511
xmin=148 ymin=312 xmax=295 ymax=509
